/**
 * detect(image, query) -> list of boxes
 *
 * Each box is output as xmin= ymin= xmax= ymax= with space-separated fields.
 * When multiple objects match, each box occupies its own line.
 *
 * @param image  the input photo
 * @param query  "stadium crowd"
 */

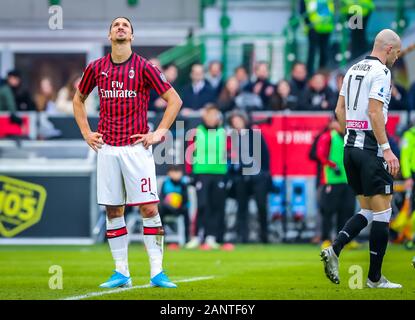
xmin=1 ymin=59 xmax=413 ymax=117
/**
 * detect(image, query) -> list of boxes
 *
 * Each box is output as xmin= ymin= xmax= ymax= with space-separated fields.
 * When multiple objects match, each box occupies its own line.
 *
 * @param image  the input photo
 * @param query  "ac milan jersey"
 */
xmin=339 ymin=56 xmax=392 ymax=156
xmin=78 ymin=53 xmax=171 ymax=146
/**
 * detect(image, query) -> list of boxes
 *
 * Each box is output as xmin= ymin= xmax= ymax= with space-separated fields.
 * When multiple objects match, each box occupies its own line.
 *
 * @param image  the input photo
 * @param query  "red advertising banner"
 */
xmin=0 ymin=114 xmax=30 ymax=138
xmin=255 ymin=113 xmax=401 ymax=177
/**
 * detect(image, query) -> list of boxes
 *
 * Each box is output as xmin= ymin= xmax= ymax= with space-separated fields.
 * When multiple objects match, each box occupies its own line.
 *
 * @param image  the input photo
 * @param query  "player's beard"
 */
xmin=115 ymin=38 xmax=128 ymax=44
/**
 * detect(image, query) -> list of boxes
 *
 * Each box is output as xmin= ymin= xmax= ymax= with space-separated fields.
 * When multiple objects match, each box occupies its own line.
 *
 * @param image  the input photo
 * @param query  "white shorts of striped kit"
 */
xmin=97 ymin=143 xmax=159 ymax=206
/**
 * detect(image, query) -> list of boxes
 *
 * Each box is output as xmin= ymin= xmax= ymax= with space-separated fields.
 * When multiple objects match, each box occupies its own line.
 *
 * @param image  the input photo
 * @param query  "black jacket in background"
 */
xmin=12 ymin=86 xmax=36 ymax=111
xmin=299 ymin=86 xmax=336 ymax=111
xmin=181 ymin=81 xmax=216 ymax=110
xmin=244 ymin=78 xmax=274 ymax=109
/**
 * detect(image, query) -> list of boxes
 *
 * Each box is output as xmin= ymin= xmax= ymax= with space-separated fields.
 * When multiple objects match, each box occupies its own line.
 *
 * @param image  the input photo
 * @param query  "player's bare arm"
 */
xmin=131 ymin=87 xmax=182 ymax=148
xmin=334 ymin=95 xmax=346 ymax=134
xmin=368 ymin=97 xmax=399 ymax=176
xmin=73 ymin=88 xmax=103 ymax=152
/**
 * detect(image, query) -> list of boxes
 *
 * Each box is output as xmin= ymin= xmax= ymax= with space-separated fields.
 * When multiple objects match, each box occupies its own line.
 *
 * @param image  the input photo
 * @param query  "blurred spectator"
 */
xmin=35 ymin=77 xmax=61 ymax=139
xmin=227 ymin=110 xmax=271 ymax=243
xmin=164 ymin=64 xmax=179 ymax=87
xmin=234 ymin=65 xmax=249 ymax=89
xmin=300 ymin=72 xmax=336 ymax=111
xmin=244 ymin=61 xmax=274 ymax=108
xmin=269 ymin=79 xmax=299 ymax=111
xmin=341 ymin=0 xmax=375 ymax=61
xmin=218 ymin=76 xmax=240 ymax=113
xmin=389 ymin=82 xmax=408 ymax=111
xmin=234 ymin=91 xmax=263 ymax=112
xmin=151 ymin=64 xmax=179 ymax=113
xmin=185 ymin=104 xmax=228 ymax=249
xmin=289 ymin=62 xmax=308 ymax=101
xmin=206 ymin=60 xmax=224 ymax=100
xmin=159 ymin=165 xmax=190 ymax=244
xmin=0 ymin=75 xmax=17 ymax=112
xmin=56 ymin=74 xmax=96 ymax=114
xmin=5 ymin=70 xmax=36 ymax=111
xmin=316 ymin=116 xmax=356 ymax=249
xmin=181 ymin=63 xmax=216 ymax=112
xmin=301 ymin=0 xmax=334 ymax=74
xmin=34 ymin=77 xmax=57 ymax=114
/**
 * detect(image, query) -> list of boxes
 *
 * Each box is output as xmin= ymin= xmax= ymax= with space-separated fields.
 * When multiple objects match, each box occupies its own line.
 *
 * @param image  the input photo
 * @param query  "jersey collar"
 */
xmin=110 ymin=52 xmax=133 ymax=66
xmin=365 ymin=55 xmax=384 ymax=64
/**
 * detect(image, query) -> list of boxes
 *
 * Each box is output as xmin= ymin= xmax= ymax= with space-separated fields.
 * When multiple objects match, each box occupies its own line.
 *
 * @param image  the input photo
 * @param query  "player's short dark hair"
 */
xmin=109 ymin=17 xmax=134 ymax=34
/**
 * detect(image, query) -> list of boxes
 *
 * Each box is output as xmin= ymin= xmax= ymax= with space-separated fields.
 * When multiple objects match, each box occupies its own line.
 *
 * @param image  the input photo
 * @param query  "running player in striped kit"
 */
xmin=73 ymin=17 xmax=182 ymax=288
xmin=321 ymin=29 xmax=402 ymax=288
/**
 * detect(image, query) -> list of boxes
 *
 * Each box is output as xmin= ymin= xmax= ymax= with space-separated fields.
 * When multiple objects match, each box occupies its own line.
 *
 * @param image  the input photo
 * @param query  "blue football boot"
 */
xmin=99 ymin=271 xmax=132 ymax=288
xmin=150 ymin=271 xmax=177 ymax=288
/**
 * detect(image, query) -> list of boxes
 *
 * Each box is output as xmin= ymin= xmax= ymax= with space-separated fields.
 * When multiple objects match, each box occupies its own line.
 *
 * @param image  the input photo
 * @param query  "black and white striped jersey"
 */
xmin=339 ymin=56 xmax=392 ymax=156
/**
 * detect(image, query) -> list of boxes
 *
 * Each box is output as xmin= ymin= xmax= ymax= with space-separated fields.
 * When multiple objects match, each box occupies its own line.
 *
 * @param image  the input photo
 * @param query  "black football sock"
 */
xmin=368 ymin=209 xmax=391 ymax=283
xmin=332 ymin=209 xmax=373 ymax=257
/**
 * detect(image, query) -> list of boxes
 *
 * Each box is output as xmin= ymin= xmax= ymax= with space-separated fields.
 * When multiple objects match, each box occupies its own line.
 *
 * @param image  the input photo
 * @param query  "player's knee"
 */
xmin=140 ymin=204 xmax=158 ymax=218
xmin=106 ymin=206 xmax=124 ymax=219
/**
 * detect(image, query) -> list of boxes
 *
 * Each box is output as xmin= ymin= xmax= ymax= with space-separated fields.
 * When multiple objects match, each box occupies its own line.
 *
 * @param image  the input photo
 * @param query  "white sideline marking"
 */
xmin=62 ymin=276 xmax=215 ymax=300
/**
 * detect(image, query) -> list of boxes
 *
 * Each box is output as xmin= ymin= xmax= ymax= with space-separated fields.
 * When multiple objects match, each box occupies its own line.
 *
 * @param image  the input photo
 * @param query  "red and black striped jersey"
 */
xmin=78 ymin=52 xmax=171 ymax=146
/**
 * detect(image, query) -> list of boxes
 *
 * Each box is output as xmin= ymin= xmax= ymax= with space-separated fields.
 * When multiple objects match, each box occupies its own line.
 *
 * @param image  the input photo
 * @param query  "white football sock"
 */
xmin=142 ymin=213 xmax=164 ymax=278
xmin=106 ymin=216 xmax=130 ymax=277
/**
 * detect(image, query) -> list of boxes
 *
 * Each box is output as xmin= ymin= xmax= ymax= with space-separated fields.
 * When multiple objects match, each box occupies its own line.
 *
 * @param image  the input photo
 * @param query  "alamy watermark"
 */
xmin=49 ymin=265 xmax=63 ymax=289
xmin=347 ymin=5 xmax=364 ymax=30
xmin=348 ymin=265 xmax=363 ymax=289
xmin=48 ymin=5 xmax=63 ymax=30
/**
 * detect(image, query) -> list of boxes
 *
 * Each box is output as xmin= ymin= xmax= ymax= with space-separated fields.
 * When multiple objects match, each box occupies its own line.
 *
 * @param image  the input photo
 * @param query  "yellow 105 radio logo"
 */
xmin=0 ymin=176 xmax=47 ymax=237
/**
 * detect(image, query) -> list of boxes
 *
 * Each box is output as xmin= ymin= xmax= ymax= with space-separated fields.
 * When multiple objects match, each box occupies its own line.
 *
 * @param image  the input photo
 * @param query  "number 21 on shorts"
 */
xmin=141 ymin=178 xmax=152 ymax=193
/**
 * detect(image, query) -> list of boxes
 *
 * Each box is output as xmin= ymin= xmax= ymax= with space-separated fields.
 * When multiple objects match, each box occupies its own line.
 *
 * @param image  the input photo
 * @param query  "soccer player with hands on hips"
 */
xmin=73 ymin=17 xmax=182 ymax=289
xmin=321 ymin=29 xmax=403 ymax=289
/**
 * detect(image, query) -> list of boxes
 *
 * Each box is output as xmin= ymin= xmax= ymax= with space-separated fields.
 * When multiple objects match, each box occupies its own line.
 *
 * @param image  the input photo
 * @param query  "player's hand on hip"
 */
xmin=84 ymin=132 xmax=104 ymax=152
xmin=131 ymin=131 xmax=164 ymax=149
xmin=383 ymin=149 xmax=400 ymax=177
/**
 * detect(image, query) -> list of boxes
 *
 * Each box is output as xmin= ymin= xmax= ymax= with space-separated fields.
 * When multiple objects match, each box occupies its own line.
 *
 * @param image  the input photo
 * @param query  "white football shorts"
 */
xmin=97 ymin=143 xmax=159 ymax=206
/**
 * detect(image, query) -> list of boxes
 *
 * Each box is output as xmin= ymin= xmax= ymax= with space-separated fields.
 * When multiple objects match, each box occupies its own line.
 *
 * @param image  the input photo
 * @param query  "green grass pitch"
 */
xmin=0 ymin=244 xmax=414 ymax=300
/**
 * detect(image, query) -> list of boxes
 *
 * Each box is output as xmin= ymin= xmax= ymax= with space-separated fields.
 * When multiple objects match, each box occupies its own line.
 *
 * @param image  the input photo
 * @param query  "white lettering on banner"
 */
xmin=276 ymin=131 xmax=313 ymax=144
xmin=346 ymin=120 xmax=368 ymax=129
